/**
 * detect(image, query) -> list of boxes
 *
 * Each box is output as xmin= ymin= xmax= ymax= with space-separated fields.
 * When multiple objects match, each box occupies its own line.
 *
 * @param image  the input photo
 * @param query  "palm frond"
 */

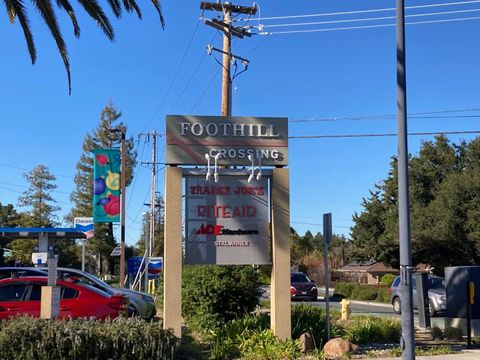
xmin=33 ymin=0 xmax=71 ymax=94
xmin=5 ymin=0 xmax=37 ymax=63
xmin=106 ymin=0 xmax=121 ymax=18
xmin=123 ymin=0 xmax=141 ymax=19
xmin=55 ymin=0 xmax=80 ymax=37
xmin=149 ymin=0 xmax=165 ymax=29
xmin=77 ymin=0 xmax=114 ymax=40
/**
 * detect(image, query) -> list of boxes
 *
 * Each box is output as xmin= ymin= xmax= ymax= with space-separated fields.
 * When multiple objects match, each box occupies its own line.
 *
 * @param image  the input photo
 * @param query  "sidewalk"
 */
xmin=380 ymin=348 xmax=480 ymax=359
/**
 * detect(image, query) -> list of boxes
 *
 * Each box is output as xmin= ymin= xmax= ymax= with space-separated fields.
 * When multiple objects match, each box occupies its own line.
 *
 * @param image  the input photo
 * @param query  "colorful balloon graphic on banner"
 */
xmin=92 ymin=149 xmax=121 ymax=222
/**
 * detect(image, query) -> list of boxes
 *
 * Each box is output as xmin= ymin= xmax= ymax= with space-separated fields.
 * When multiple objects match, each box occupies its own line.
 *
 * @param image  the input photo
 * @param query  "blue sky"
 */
xmin=1 ymin=0 xmax=480 ymax=246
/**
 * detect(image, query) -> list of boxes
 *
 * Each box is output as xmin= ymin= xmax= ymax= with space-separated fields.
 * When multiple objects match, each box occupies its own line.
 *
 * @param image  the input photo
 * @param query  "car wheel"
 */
xmin=392 ymin=297 xmax=401 ymax=314
xmin=428 ymin=300 xmax=436 ymax=318
xmin=129 ymin=306 xmax=140 ymax=317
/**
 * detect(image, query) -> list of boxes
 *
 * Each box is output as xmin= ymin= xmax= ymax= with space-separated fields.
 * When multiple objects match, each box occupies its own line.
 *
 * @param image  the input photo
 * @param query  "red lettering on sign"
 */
xmin=196 ymin=224 xmax=224 ymax=235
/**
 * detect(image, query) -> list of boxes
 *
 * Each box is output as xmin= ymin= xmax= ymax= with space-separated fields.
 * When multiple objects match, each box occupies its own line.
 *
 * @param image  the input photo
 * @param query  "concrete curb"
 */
xmin=318 ymin=296 xmax=393 ymax=309
xmin=347 ymin=299 xmax=392 ymax=308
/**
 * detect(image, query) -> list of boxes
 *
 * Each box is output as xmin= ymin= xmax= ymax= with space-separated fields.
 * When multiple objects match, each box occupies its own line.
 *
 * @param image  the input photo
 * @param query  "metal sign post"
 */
xmin=74 ymin=217 xmax=94 ymax=272
xmin=323 ymin=213 xmax=332 ymax=341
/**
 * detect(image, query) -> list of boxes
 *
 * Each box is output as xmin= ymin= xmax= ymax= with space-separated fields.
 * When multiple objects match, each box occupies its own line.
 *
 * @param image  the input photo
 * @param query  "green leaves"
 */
xmin=6 ymin=0 xmax=165 ymax=94
xmin=0 ymin=317 xmax=178 ymax=360
xmin=350 ymin=135 xmax=480 ymax=272
xmin=182 ymin=265 xmax=262 ymax=335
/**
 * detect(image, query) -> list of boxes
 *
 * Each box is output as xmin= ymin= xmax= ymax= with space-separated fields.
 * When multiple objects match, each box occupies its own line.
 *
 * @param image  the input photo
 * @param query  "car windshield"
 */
xmin=291 ymin=273 xmax=311 ymax=283
xmin=429 ymin=277 xmax=445 ymax=289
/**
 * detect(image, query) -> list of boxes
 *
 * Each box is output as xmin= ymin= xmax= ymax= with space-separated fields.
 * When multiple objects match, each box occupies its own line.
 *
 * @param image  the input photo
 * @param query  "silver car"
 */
xmin=0 ymin=266 xmax=156 ymax=320
xmin=389 ymin=275 xmax=446 ymax=317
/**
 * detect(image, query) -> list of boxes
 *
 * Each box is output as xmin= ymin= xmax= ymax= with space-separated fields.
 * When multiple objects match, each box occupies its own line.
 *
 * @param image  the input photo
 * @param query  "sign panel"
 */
xmin=92 ymin=149 xmax=121 ymax=223
xmin=110 ymin=245 xmax=121 ymax=257
xmin=166 ymin=115 xmax=288 ymax=166
xmin=74 ymin=217 xmax=94 ymax=239
xmin=185 ymin=176 xmax=270 ymax=265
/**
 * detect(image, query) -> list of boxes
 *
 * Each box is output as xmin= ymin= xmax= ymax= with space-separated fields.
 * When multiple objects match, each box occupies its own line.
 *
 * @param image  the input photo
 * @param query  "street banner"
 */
xmin=74 ymin=217 xmax=94 ymax=239
xmin=92 ymin=149 xmax=121 ymax=222
xmin=185 ymin=176 xmax=270 ymax=265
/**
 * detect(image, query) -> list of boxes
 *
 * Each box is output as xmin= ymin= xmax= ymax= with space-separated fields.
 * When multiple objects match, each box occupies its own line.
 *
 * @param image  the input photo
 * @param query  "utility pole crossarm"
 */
xmin=200 ymin=2 xmax=257 ymax=14
xmin=201 ymin=1 xmax=257 ymax=116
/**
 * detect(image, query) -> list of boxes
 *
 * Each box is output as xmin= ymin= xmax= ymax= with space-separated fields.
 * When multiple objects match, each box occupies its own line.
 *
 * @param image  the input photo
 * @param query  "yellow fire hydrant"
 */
xmin=341 ymin=299 xmax=351 ymax=320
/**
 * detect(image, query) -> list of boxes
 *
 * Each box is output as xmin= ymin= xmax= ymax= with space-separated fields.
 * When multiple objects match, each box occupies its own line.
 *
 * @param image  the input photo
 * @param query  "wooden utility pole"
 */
xmin=119 ymin=126 xmax=126 ymax=287
xmin=139 ymin=130 xmax=161 ymax=290
xmin=201 ymin=1 xmax=257 ymax=116
xmin=149 ymin=130 xmax=157 ymax=259
xmin=221 ymin=8 xmax=232 ymax=116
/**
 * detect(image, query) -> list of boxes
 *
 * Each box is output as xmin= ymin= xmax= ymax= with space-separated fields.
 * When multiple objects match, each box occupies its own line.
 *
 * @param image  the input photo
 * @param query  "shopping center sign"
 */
xmin=185 ymin=176 xmax=270 ymax=265
xmin=166 ymin=115 xmax=288 ymax=166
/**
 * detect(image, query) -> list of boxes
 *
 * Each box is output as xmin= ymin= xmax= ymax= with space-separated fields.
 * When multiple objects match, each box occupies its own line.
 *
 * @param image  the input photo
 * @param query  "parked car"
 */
xmin=0 ymin=267 xmax=156 ymax=320
xmin=389 ymin=275 xmax=446 ymax=317
xmin=0 ymin=277 xmax=127 ymax=320
xmin=291 ymin=272 xmax=318 ymax=301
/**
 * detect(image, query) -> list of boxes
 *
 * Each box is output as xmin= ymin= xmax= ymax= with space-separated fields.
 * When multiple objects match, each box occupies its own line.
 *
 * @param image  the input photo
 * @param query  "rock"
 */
xmin=299 ymin=332 xmax=315 ymax=353
xmin=323 ymin=338 xmax=358 ymax=358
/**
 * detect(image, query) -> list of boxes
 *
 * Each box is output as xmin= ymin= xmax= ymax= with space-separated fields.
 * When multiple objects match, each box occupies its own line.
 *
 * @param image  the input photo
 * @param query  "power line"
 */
xmin=236 ymin=0 xmax=480 ymax=22
xmin=290 ymin=107 xmax=480 ymax=123
xmin=0 ymin=180 xmax=71 ymax=195
xmin=259 ymin=16 xmax=480 ymax=35
xmin=142 ymin=18 xmax=201 ymax=131
xmin=289 ymin=130 xmax=480 ymax=139
xmin=0 ymin=162 xmax=74 ymax=179
xmin=189 ymin=67 xmax=222 ymax=113
xmin=254 ymin=8 xmax=480 ymax=29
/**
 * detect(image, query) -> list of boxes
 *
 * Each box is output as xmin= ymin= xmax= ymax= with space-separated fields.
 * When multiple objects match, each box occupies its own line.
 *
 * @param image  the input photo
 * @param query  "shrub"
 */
xmin=380 ymin=274 xmax=397 ymax=286
xmin=444 ymin=326 xmax=463 ymax=340
xmin=0 ymin=317 xmax=178 ymax=360
xmin=209 ymin=314 xmax=270 ymax=359
xmin=431 ymin=326 xmax=443 ymax=340
xmin=182 ymin=265 xmax=262 ymax=334
xmin=375 ymin=286 xmax=391 ymax=303
xmin=333 ymin=282 xmax=356 ymax=298
xmin=343 ymin=316 xmax=401 ymax=344
xmin=291 ymin=304 xmax=340 ymax=349
xmin=334 ymin=283 xmax=390 ymax=303
xmin=238 ymin=329 xmax=301 ymax=360
xmin=351 ymin=286 xmax=378 ymax=301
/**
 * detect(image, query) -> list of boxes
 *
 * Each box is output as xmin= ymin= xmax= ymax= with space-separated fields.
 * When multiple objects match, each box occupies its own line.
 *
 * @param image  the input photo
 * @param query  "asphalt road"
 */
xmin=297 ymin=297 xmax=447 ymax=328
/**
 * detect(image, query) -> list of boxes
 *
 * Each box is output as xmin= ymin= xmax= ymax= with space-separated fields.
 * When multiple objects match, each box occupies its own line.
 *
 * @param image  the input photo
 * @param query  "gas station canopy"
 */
xmin=0 ymin=227 xmax=86 ymax=239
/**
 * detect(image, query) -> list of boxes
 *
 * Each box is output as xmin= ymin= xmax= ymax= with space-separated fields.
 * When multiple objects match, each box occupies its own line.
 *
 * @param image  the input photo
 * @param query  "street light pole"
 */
xmin=119 ymin=126 xmax=126 ymax=287
xmin=396 ymin=1 xmax=415 ymax=359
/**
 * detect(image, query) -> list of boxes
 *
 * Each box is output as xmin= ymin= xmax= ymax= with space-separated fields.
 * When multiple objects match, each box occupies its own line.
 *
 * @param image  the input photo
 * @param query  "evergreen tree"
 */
xmin=68 ymin=101 xmax=137 ymax=275
xmin=0 ymin=202 xmax=23 ymax=227
xmin=350 ymin=135 xmax=480 ymax=274
xmin=10 ymin=164 xmax=79 ymax=266
xmin=0 ymin=203 xmax=25 ymax=265
xmin=17 ymin=164 xmax=60 ymax=227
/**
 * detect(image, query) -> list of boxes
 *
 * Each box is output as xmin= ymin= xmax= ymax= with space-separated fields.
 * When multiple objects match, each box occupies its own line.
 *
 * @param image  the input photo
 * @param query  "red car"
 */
xmin=0 ymin=277 xmax=127 ymax=320
xmin=291 ymin=272 xmax=318 ymax=302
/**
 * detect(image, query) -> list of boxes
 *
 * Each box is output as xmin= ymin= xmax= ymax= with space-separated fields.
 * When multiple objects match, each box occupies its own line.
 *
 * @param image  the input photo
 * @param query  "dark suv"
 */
xmin=389 ymin=275 xmax=446 ymax=317
xmin=290 ymin=272 xmax=318 ymax=301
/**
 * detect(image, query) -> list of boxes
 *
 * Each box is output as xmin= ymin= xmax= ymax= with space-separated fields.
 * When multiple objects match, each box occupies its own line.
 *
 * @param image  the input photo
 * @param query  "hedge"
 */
xmin=333 ymin=282 xmax=390 ymax=303
xmin=0 ymin=317 xmax=178 ymax=360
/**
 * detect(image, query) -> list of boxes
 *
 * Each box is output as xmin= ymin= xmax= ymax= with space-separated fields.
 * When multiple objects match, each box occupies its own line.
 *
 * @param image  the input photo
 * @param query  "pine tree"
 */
xmin=11 ymin=164 xmax=79 ymax=265
xmin=68 ymin=101 xmax=137 ymax=275
xmin=17 ymin=164 xmax=61 ymax=227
